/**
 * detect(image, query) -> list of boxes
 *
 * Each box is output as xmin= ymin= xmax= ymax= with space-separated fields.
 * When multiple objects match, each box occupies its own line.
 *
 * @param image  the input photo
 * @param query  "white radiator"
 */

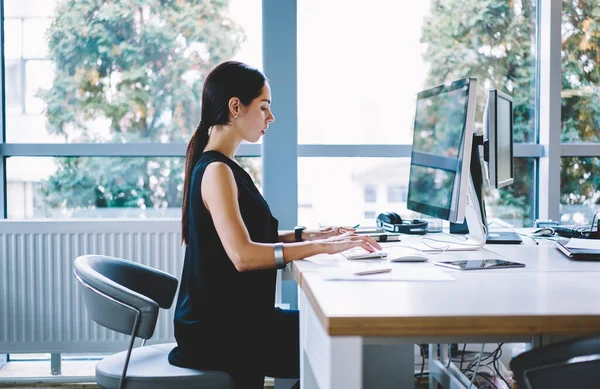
xmin=0 ymin=220 xmax=183 ymax=353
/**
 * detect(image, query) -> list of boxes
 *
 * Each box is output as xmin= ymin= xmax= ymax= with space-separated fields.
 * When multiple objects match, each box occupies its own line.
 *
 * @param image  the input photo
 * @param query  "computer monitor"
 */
xmin=448 ymin=89 xmax=521 ymax=244
xmin=407 ymin=78 xmax=486 ymax=250
xmin=485 ymin=90 xmax=514 ymax=189
xmin=478 ymin=89 xmax=521 ymax=243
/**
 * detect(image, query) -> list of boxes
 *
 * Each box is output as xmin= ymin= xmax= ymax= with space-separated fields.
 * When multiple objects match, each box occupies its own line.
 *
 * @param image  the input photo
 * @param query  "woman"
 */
xmin=169 ymin=61 xmax=381 ymax=389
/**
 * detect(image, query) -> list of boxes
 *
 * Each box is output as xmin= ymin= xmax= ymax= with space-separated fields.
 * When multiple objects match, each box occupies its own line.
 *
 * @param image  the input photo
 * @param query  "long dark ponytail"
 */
xmin=182 ymin=61 xmax=266 ymax=245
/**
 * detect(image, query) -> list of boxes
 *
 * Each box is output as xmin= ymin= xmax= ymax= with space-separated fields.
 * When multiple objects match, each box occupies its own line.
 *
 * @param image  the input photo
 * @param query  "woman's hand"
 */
xmin=317 ymin=232 xmax=382 ymax=255
xmin=304 ymin=226 xmax=357 ymax=241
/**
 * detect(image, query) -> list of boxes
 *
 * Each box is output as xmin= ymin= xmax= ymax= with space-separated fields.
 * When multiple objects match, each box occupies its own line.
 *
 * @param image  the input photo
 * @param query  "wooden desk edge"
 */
xmin=290 ymin=260 xmax=302 ymax=287
xmin=325 ymin=316 xmax=600 ymax=337
xmin=300 ymin=273 xmax=600 ymax=338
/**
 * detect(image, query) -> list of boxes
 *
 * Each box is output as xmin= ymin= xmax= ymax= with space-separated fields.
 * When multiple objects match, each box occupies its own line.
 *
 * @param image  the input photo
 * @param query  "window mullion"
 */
xmin=538 ymin=0 xmax=562 ymax=221
xmin=296 ymin=144 xmax=541 ymax=158
xmin=560 ymin=143 xmax=600 ymax=157
xmin=0 ymin=143 xmax=261 ymax=157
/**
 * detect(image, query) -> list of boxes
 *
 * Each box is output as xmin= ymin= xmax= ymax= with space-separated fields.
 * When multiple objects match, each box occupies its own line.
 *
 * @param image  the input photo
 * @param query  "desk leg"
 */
xmin=299 ymin=288 xmax=414 ymax=389
xmin=300 ymin=288 xmax=362 ymax=389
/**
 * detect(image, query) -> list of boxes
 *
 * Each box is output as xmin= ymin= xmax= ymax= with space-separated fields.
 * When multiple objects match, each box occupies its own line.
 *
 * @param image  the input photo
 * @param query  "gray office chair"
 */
xmin=510 ymin=336 xmax=600 ymax=389
xmin=73 ymin=254 xmax=233 ymax=389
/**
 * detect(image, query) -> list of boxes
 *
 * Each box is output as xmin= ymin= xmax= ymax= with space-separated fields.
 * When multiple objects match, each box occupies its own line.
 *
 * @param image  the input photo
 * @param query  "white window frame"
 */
xmin=1 ymin=0 xmax=599 ymax=223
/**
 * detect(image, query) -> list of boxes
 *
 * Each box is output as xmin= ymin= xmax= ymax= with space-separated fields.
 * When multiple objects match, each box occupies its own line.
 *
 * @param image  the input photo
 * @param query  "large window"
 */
xmin=560 ymin=0 xmax=600 ymax=223
xmin=3 ymin=0 xmax=262 ymax=219
xmin=2 ymin=0 xmax=599 ymax=229
xmin=297 ymin=0 xmax=538 ymax=228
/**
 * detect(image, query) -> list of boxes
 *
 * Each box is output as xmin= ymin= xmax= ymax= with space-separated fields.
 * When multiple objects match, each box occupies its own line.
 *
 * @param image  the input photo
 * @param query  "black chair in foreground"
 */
xmin=73 ymin=254 xmax=233 ymax=389
xmin=510 ymin=335 xmax=600 ymax=389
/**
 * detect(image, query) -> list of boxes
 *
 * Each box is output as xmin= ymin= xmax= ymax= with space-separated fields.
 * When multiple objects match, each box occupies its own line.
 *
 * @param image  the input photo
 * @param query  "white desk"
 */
xmin=292 ymin=234 xmax=600 ymax=389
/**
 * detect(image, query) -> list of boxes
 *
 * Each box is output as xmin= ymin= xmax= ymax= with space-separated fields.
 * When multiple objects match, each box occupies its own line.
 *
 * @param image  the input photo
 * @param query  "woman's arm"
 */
xmin=279 ymin=227 xmax=356 ymax=243
xmin=278 ymin=230 xmax=296 ymax=243
xmin=203 ymin=162 xmax=380 ymax=272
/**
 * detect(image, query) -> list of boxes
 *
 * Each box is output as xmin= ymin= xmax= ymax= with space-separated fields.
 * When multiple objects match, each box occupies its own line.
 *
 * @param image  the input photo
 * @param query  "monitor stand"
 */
xmin=415 ymin=180 xmax=486 ymax=252
xmin=450 ymin=134 xmax=522 ymax=245
xmin=451 ymin=223 xmax=523 ymax=244
xmin=485 ymin=231 xmax=522 ymax=244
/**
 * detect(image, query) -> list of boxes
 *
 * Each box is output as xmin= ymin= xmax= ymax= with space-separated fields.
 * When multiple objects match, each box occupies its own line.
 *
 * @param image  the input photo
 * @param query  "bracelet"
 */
xmin=274 ymin=242 xmax=285 ymax=269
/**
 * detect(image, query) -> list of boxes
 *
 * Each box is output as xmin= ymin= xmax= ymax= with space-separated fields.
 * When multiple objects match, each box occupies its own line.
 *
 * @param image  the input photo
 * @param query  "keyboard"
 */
xmin=341 ymin=247 xmax=388 ymax=260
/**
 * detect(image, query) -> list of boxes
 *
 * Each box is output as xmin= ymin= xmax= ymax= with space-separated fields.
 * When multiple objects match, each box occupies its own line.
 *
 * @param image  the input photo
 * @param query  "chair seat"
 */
xmin=96 ymin=343 xmax=233 ymax=389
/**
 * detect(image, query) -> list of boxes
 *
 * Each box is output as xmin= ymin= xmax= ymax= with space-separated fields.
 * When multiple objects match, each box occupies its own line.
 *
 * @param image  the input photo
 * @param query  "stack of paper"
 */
xmin=555 ymin=238 xmax=600 ymax=261
xmin=564 ymin=238 xmax=600 ymax=250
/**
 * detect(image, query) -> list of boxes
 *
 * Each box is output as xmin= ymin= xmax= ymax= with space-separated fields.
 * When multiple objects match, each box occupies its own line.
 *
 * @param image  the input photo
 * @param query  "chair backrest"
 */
xmin=510 ymin=336 xmax=600 ymax=389
xmin=74 ymin=255 xmax=178 ymax=339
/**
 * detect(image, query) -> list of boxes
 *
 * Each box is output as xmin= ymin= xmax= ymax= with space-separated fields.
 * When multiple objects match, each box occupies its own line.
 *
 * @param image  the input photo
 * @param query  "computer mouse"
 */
xmin=388 ymin=254 xmax=428 ymax=262
xmin=532 ymin=227 xmax=555 ymax=237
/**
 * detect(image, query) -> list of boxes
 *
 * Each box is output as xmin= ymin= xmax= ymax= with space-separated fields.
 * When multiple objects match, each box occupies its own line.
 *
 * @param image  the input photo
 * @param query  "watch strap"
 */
xmin=294 ymin=226 xmax=305 ymax=242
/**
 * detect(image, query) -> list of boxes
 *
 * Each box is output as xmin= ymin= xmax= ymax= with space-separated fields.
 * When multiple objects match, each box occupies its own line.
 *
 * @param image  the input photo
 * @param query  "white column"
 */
xmin=0 ymin=0 xmax=7 ymax=219
xmin=538 ymin=0 xmax=562 ymax=221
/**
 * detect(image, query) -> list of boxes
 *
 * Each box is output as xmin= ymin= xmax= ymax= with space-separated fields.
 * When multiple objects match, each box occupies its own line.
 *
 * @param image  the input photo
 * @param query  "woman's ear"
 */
xmin=228 ymin=97 xmax=241 ymax=118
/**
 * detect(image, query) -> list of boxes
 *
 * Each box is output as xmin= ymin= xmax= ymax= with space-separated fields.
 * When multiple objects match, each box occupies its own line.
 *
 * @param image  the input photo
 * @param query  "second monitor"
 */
xmin=406 ymin=79 xmax=520 ymax=250
xmin=478 ymin=89 xmax=522 ymax=244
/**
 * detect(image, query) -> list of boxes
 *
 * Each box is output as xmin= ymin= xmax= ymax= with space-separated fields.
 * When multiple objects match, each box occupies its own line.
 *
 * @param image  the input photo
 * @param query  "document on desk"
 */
xmin=564 ymin=238 xmax=600 ymax=250
xmin=318 ymin=266 xmax=455 ymax=282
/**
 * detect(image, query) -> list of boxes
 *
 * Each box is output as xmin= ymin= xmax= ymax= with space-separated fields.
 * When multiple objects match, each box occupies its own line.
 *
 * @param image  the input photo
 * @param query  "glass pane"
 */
xmin=560 ymin=157 xmax=600 ymax=225
xmin=4 ymin=19 xmax=22 ymax=59
xmin=4 ymin=0 xmax=262 ymax=143
xmin=6 ymin=156 xmax=261 ymax=219
xmin=5 ymin=60 xmax=23 ymax=113
xmin=298 ymin=0 xmax=537 ymax=144
xmin=484 ymin=158 xmax=536 ymax=228
xmin=298 ymin=158 xmax=411 ymax=228
xmin=22 ymin=18 xmax=51 ymax=59
xmin=299 ymin=157 xmax=535 ymax=229
xmin=561 ymin=1 xmax=600 ymax=142
xmin=25 ymin=60 xmax=54 ymax=114
xmin=4 ymin=0 xmax=59 ymax=18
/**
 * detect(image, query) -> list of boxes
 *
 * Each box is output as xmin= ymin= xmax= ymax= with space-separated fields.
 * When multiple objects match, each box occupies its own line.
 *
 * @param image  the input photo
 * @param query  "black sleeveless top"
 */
xmin=169 ymin=150 xmax=279 ymax=371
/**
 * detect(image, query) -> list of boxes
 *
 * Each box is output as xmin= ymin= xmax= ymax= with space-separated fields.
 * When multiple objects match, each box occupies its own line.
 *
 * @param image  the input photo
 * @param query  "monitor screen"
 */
xmin=494 ymin=92 xmax=514 ymax=188
xmin=407 ymin=78 xmax=476 ymax=222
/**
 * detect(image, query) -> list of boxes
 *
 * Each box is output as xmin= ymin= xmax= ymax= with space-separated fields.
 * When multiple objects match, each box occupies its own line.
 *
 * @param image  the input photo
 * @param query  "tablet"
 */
xmin=434 ymin=259 xmax=525 ymax=270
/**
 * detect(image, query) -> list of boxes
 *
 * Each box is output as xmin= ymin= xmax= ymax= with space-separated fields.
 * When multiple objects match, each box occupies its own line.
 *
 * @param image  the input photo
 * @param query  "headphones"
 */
xmin=376 ymin=212 xmax=428 ymax=235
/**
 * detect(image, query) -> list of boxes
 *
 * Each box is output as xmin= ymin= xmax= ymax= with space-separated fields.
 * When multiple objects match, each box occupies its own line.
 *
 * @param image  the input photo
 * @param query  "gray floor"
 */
xmin=0 ymin=384 xmax=99 ymax=389
xmin=0 ymin=359 xmax=275 ymax=388
xmin=0 ymin=385 xmax=276 ymax=389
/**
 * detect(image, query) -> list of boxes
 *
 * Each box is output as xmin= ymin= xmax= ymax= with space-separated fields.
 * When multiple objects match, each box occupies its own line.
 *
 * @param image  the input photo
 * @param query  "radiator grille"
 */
xmin=0 ymin=220 xmax=183 ymax=353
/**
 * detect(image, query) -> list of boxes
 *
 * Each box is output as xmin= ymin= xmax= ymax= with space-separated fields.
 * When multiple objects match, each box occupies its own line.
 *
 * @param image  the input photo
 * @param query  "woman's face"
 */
xmin=237 ymin=82 xmax=275 ymax=143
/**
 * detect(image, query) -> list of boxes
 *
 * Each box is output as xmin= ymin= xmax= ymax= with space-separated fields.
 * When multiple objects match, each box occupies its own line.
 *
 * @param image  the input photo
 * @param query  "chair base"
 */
xmin=96 ymin=343 xmax=233 ymax=389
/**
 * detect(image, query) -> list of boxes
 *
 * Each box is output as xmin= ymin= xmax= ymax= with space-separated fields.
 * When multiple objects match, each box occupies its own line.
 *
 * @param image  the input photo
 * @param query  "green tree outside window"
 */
xmin=38 ymin=0 xmax=252 ymax=215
